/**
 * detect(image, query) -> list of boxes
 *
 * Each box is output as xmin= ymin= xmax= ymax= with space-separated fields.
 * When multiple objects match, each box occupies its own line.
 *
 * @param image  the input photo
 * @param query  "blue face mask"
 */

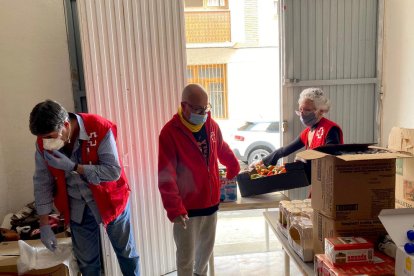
xmin=300 ymin=112 xmax=318 ymax=127
xmin=189 ymin=112 xmax=207 ymax=125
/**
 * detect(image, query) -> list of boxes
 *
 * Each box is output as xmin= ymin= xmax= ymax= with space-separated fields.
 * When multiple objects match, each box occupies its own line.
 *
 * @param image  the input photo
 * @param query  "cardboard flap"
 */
xmin=0 ymin=242 xmax=19 ymax=256
xmin=314 ymin=143 xmax=374 ymax=153
xmin=297 ymin=143 xmax=412 ymax=161
xmin=0 ymin=255 xmax=18 ymax=266
xmin=296 ymin=149 xmax=328 ymax=160
xmin=0 ymin=238 xmax=72 ymax=257
xmin=336 ymin=151 xmax=412 ymax=161
xmin=298 ymin=144 xmax=374 ymax=161
xmin=388 ymin=127 xmax=414 ymax=154
xmin=378 ymin=208 xmax=414 ymax=246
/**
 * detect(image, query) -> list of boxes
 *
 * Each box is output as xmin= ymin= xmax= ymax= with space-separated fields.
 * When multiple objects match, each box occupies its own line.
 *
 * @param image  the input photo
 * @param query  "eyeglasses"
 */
xmin=295 ymin=107 xmax=316 ymax=116
xmin=185 ymin=102 xmax=212 ymax=115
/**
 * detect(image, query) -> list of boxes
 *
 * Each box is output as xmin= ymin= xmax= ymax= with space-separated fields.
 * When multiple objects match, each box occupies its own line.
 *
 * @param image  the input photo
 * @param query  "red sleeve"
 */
xmin=216 ymin=126 xmax=240 ymax=179
xmin=158 ymin=127 xmax=187 ymax=222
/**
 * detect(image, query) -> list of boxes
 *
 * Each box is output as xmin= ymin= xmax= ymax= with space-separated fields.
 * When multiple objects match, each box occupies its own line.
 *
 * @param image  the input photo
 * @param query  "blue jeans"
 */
xmin=70 ymin=201 xmax=140 ymax=276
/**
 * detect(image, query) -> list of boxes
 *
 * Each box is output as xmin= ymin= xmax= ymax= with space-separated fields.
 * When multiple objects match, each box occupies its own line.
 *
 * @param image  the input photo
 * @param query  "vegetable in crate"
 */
xmin=250 ymin=164 xmax=286 ymax=179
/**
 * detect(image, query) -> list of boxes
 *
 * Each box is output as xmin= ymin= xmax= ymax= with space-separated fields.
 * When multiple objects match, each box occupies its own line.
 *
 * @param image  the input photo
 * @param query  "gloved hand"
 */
xmin=248 ymin=160 xmax=263 ymax=171
xmin=44 ymin=150 xmax=75 ymax=172
xmin=40 ymin=225 xmax=57 ymax=252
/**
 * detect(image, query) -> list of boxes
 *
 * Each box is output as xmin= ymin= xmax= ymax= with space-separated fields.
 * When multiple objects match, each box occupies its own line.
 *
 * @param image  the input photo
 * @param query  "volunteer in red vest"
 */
xmin=158 ymin=84 xmax=240 ymax=276
xmin=29 ymin=100 xmax=140 ymax=276
xmin=261 ymin=87 xmax=344 ymax=166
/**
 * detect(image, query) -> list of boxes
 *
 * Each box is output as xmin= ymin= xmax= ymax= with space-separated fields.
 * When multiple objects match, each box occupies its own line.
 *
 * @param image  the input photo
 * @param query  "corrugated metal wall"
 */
xmin=281 ymin=0 xmax=382 ymax=199
xmin=283 ymin=0 xmax=379 ymax=144
xmin=76 ymin=0 xmax=187 ymax=275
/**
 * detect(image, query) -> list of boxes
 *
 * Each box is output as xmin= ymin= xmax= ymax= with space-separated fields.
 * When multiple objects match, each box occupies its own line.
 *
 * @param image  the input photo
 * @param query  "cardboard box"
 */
xmin=378 ymin=208 xmax=414 ymax=276
xmin=288 ymin=216 xmax=314 ymax=262
xmin=296 ymin=144 xmax=410 ymax=220
xmin=314 ymin=253 xmax=395 ymax=276
xmin=388 ymin=127 xmax=414 ymax=208
xmin=325 ymin=237 xmax=374 ymax=266
xmin=313 ymin=210 xmax=387 ymax=254
xmin=277 ymin=199 xmax=312 ymax=238
xmin=237 ymin=161 xmax=310 ymax=197
xmin=0 ymin=239 xmax=70 ymax=276
xmin=219 ymin=175 xmax=237 ymax=202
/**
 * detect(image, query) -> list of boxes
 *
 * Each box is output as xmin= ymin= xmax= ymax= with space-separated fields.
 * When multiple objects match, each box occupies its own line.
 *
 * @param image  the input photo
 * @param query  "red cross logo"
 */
xmin=210 ymin=132 xmax=216 ymax=143
xmin=88 ymin=132 xmax=98 ymax=147
xmin=316 ymin=127 xmax=324 ymax=139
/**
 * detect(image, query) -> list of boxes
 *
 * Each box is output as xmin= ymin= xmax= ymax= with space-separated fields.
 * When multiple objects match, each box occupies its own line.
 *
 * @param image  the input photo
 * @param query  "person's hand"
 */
xmin=173 ymin=214 xmax=189 ymax=229
xmin=40 ymin=225 xmax=57 ymax=252
xmin=248 ymin=160 xmax=263 ymax=171
xmin=44 ymin=150 xmax=75 ymax=172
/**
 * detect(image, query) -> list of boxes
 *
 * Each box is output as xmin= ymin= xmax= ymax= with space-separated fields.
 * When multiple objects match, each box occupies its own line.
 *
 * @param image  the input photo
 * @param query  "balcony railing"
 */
xmin=185 ymin=10 xmax=231 ymax=43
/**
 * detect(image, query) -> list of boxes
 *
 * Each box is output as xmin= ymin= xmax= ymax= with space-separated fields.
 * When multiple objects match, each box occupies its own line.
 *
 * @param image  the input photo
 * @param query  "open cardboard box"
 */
xmin=379 ymin=208 xmax=414 ymax=276
xmin=0 ymin=238 xmax=71 ymax=276
xmin=288 ymin=216 xmax=314 ymax=262
xmin=297 ymin=143 xmax=411 ymax=220
xmin=388 ymin=127 xmax=414 ymax=208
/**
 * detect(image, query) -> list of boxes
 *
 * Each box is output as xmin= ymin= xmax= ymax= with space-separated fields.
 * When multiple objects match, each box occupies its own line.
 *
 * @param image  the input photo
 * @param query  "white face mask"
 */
xmin=43 ymin=138 xmax=64 ymax=151
xmin=43 ymin=129 xmax=64 ymax=151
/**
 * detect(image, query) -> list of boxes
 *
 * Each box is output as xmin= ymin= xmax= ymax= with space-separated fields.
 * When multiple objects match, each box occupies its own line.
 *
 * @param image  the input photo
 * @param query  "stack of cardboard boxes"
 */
xmin=315 ymin=249 xmax=395 ymax=275
xmin=296 ymin=144 xmax=410 ymax=254
xmin=379 ymin=127 xmax=414 ymax=275
xmin=277 ymin=199 xmax=314 ymax=261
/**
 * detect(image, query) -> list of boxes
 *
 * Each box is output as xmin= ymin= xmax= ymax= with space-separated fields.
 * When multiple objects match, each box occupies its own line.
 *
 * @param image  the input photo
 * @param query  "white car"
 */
xmin=229 ymin=121 xmax=281 ymax=165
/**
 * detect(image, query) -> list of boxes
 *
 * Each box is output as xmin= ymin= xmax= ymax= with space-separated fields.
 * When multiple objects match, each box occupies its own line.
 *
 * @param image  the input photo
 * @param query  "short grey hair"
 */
xmin=298 ymin=88 xmax=330 ymax=112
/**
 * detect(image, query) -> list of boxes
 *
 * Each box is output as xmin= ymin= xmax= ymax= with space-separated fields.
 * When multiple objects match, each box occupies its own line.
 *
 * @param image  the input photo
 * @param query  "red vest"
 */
xmin=37 ymin=113 xmax=130 ymax=225
xmin=300 ymin=117 xmax=344 ymax=149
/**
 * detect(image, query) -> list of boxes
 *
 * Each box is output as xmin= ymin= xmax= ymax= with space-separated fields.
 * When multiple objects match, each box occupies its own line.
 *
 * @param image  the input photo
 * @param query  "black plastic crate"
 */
xmin=236 ymin=161 xmax=311 ymax=197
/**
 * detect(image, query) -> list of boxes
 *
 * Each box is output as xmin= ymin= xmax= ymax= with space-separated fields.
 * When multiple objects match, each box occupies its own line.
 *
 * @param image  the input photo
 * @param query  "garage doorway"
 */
xmin=184 ymin=0 xmax=281 ymax=167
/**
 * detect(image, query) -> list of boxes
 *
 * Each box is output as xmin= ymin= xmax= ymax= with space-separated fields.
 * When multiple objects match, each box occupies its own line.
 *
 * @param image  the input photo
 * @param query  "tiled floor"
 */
xmin=213 ymin=251 xmax=301 ymax=276
xmin=165 ymin=209 xmax=302 ymax=276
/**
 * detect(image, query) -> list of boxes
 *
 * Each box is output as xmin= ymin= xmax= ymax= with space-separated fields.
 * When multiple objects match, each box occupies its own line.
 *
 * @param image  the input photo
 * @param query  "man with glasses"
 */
xmin=158 ymin=84 xmax=240 ymax=276
xmin=29 ymin=100 xmax=140 ymax=276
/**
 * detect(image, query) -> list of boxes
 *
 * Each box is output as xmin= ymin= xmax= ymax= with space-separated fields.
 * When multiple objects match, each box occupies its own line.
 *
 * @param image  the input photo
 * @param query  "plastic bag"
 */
xmin=17 ymin=239 xmax=79 ymax=275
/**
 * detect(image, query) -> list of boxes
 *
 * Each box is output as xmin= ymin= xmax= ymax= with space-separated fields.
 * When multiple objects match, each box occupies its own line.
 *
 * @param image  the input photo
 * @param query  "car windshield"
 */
xmin=237 ymin=122 xmax=254 ymax=131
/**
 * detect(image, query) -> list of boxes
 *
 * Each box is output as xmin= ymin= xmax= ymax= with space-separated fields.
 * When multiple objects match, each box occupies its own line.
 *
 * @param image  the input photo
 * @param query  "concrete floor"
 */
xmin=165 ymin=209 xmax=302 ymax=275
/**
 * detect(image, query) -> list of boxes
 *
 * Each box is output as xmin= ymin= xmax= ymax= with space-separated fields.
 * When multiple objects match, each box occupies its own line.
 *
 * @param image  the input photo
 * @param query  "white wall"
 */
xmin=227 ymin=47 xmax=279 ymax=122
xmin=257 ymin=0 xmax=278 ymax=46
xmin=229 ymin=0 xmax=245 ymax=43
xmin=0 ymin=0 xmax=73 ymax=220
xmin=187 ymin=47 xmax=279 ymax=141
xmin=381 ymin=0 xmax=414 ymax=146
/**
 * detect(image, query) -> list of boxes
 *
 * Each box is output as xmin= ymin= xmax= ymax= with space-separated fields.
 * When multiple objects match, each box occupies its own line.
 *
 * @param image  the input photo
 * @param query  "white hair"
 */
xmin=298 ymin=88 xmax=330 ymax=112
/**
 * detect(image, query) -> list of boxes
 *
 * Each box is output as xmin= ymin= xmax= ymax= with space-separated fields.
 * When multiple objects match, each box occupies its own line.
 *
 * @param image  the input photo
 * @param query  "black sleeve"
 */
xmin=262 ymin=136 xmax=305 ymax=166
xmin=325 ymin=126 xmax=341 ymax=144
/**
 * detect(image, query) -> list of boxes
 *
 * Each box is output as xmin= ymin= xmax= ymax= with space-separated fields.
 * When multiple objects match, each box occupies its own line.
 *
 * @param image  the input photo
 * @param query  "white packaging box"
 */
xmin=378 ymin=208 xmax=414 ymax=276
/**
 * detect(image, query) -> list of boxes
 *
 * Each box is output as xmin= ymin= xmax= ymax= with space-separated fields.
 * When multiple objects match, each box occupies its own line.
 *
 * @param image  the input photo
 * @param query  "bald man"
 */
xmin=158 ymin=84 xmax=240 ymax=276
